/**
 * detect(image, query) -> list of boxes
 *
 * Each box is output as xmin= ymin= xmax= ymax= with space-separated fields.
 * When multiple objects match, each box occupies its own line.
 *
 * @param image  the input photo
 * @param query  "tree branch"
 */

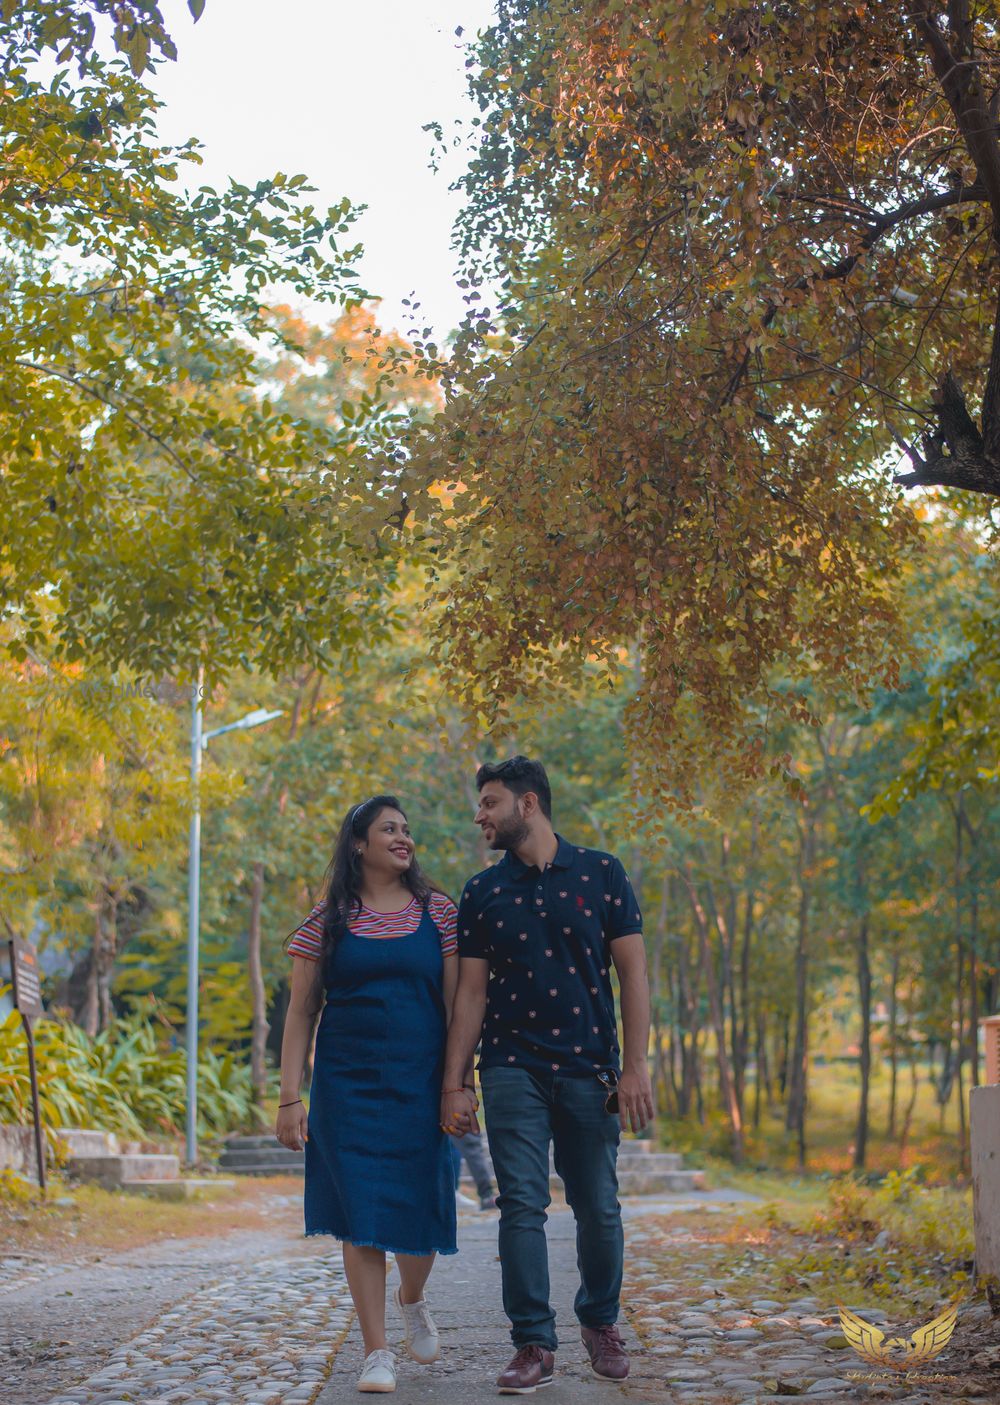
xmin=913 ymin=0 xmax=1000 ymax=232
xmin=13 ymin=359 xmax=203 ymax=485
xmin=894 ymin=371 xmax=1000 ymax=495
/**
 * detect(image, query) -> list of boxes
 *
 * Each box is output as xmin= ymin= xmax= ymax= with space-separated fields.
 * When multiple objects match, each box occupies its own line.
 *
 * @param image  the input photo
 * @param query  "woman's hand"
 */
xmin=440 ymin=1088 xmax=479 ymax=1137
xmin=275 ymin=1100 xmax=309 ymax=1151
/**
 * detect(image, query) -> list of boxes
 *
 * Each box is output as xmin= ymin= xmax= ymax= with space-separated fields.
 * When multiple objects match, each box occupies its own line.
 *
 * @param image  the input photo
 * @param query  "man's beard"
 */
xmin=489 ymin=813 xmax=530 ymax=850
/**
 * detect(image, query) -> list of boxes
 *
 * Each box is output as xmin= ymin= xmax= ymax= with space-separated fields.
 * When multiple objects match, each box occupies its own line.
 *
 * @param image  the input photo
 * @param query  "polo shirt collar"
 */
xmin=503 ymin=833 xmax=574 ymax=877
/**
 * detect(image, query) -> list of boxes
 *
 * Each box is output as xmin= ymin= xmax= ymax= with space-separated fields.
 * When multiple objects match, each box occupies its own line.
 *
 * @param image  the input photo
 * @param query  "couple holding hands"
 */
xmin=276 ymin=756 xmax=654 ymax=1394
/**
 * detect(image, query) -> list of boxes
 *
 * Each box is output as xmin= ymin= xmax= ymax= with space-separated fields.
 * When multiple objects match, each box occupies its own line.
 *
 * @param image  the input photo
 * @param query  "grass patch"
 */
xmin=0 ymin=1171 xmax=303 ymax=1257
xmin=716 ymin=1171 xmax=973 ymax=1314
xmin=659 ymin=1057 xmax=973 ymax=1182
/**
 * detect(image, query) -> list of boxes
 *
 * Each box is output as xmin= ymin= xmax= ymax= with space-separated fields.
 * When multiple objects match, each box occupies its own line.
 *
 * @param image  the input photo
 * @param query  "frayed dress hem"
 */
xmin=305 ymin=1229 xmax=459 ymax=1256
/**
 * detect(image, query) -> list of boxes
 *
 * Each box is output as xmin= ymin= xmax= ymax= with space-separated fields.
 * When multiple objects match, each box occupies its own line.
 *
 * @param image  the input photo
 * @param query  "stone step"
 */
xmin=223 ymin=1134 xmax=281 ymax=1151
xmin=612 ymin=1151 xmax=685 ymax=1171
xmin=70 ymin=1153 xmax=180 ymax=1187
xmin=120 ymin=1177 xmax=237 ymax=1201
xmin=218 ymin=1146 xmax=305 ymax=1170
xmin=617 ymin=1167 xmax=706 ymax=1194
xmin=216 ymin=1161 xmax=306 ymax=1177
xmin=55 ymin=1128 xmax=121 ymax=1157
xmin=220 ymin=1161 xmax=702 ymax=1193
xmin=541 ymin=1149 xmax=683 ymax=1174
xmin=458 ymin=1166 xmax=705 ymax=1195
xmin=219 ymin=1136 xmax=700 ymax=1193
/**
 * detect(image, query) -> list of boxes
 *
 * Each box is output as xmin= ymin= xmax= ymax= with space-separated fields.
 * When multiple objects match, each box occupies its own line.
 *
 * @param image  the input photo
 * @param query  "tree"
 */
xmin=1 ymin=8 xmax=392 ymax=687
xmin=395 ymin=0 xmax=1000 ymax=798
xmin=0 ymin=639 xmax=192 ymax=1033
xmin=2 ymin=0 xmax=190 ymax=77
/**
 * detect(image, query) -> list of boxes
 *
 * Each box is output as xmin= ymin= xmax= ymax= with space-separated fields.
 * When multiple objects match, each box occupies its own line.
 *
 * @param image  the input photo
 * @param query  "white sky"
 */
xmin=150 ymin=0 xmax=498 ymax=339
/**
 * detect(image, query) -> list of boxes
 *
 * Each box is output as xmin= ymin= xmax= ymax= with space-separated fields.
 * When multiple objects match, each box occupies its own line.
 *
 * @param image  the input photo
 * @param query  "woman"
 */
xmin=277 ymin=795 xmax=467 ymax=1394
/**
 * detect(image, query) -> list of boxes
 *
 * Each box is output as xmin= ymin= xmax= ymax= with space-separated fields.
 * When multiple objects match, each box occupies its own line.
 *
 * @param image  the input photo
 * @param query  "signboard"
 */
xmin=9 ymin=936 xmax=44 ymax=1020
xmin=6 ymin=937 xmax=46 ymax=1191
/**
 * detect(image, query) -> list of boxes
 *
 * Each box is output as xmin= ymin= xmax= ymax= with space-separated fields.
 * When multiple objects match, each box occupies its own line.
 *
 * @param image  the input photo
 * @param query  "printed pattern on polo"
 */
xmin=456 ymin=836 xmax=642 ymax=1077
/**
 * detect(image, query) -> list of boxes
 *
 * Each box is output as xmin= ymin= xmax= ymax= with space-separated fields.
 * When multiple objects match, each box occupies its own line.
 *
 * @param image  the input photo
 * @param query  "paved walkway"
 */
xmin=319 ymin=1207 xmax=641 ymax=1403
xmin=2 ymin=1213 xmax=344 ymax=1405
xmin=9 ymin=1182 xmax=901 ymax=1405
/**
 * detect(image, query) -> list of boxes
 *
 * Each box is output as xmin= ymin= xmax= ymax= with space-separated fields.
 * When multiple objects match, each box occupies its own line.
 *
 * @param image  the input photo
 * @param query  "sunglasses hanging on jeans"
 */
xmin=596 ymin=1069 xmax=619 ymax=1115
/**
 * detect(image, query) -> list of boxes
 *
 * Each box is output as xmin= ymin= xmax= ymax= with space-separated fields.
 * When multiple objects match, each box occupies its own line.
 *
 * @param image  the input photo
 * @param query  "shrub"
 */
xmin=0 ymin=996 xmax=263 ymax=1141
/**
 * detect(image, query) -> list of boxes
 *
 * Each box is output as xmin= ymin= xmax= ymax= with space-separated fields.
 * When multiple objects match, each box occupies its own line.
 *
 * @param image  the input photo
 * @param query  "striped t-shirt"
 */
xmin=287 ymin=892 xmax=458 ymax=961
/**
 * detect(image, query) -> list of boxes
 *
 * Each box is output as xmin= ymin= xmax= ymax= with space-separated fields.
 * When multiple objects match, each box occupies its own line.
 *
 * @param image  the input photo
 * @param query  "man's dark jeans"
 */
xmin=480 ymin=1064 xmax=623 ymax=1351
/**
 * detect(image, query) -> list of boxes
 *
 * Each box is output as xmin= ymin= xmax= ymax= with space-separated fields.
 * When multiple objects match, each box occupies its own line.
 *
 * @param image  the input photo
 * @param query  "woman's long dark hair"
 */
xmin=286 ymin=795 xmax=441 ymax=1008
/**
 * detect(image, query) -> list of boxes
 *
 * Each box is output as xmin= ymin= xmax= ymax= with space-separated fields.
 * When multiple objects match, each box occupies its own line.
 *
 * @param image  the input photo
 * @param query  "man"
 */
xmin=441 ymin=756 xmax=653 ymax=1394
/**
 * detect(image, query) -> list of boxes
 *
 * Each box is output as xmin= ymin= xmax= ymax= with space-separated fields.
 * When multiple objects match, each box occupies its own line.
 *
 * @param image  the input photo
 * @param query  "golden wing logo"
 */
xmin=838 ymin=1301 xmax=961 ymax=1372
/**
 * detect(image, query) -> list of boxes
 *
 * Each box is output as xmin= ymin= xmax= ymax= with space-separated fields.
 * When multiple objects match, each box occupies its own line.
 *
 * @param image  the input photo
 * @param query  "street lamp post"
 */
xmin=185 ymin=673 xmax=284 ymax=1167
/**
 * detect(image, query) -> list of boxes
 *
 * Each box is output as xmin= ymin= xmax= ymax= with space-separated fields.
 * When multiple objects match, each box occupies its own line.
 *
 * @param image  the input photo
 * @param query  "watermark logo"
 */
xmin=75 ymin=677 xmax=203 ymax=705
xmin=838 ymin=1300 xmax=961 ymax=1371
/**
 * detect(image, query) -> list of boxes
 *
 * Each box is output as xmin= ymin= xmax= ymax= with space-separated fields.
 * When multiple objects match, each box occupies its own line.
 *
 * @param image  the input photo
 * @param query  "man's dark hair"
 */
xmin=476 ymin=756 xmax=552 ymax=819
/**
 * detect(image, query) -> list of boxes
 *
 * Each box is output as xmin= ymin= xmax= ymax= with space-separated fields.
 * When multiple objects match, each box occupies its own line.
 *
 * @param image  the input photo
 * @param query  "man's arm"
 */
xmin=610 ymin=932 xmax=655 ymax=1133
xmin=441 ymin=956 xmax=489 ymax=1136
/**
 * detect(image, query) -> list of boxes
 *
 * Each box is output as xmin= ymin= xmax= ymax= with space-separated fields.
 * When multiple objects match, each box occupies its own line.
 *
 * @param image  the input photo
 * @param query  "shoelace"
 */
xmin=404 ymin=1299 xmax=435 ymax=1332
xmin=592 ymin=1327 xmax=627 ymax=1358
xmin=512 ymin=1345 xmax=548 ymax=1366
xmin=364 ymin=1349 xmax=395 ymax=1370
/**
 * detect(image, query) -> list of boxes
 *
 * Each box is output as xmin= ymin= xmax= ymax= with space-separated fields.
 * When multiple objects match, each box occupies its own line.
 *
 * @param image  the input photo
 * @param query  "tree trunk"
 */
xmin=248 ymin=859 xmax=269 ymax=1107
xmin=69 ymin=883 xmax=119 ymax=1036
xmin=683 ymin=869 xmax=744 ymax=1162
xmin=967 ymin=814 xmax=981 ymax=1086
xmin=753 ymin=1004 xmax=766 ymax=1131
xmin=735 ymin=869 xmax=754 ymax=1117
xmin=785 ymin=816 xmax=814 ymax=1169
xmin=900 ymin=1048 xmax=920 ymax=1157
xmin=779 ymin=1012 xmax=790 ymax=1097
xmin=79 ymin=940 xmax=99 ymax=1038
xmin=649 ymin=874 xmax=671 ymax=1116
xmin=675 ymin=921 xmax=701 ymax=1118
xmin=716 ymin=832 xmax=744 ymax=1119
xmin=95 ymin=886 xmax=118 ymax=1032
xmin=955 ymin=798 xmax=968 ymax=1173
xmin=887 ymin=945 xmax=900 ymax=1138
xmin=854 ymin=913 xmax=872 ymax=1170
xmin=668 ymin=1021 xmax=680 ymax=1110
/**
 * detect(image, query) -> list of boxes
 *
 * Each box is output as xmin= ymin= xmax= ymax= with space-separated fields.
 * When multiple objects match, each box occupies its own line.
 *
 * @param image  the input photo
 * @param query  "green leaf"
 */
xmin=188 ymin=0 xmax=206 ymax=19
xmin=124 ymin=26 xmax=150 ymax=75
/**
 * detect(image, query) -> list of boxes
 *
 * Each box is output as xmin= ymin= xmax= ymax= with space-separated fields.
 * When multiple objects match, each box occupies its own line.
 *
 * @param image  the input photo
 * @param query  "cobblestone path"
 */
xmin=1 ymin=1195 xmax=344 ymax=1405
xmin=6 ymin=1185 xmax=986 ymax=1403
xmin=623 ymin=1210 xmax=990 ymax=1403
xmin=43 ymin=1254 xmax=351 ymax=1405
xmin=318 ymin=1205 xmax=638 ymax=1402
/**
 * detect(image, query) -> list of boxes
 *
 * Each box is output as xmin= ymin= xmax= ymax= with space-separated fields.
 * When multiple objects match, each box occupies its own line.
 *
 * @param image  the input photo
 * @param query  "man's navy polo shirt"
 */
xmin=456 ymin=835 xmax=643 ymax=1078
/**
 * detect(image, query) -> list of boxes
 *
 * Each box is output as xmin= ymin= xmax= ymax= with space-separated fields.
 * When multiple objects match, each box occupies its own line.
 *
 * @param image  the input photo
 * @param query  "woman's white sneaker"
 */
xmin=393 ymin=1285 xmax=440 ymax=1363
xmin=358 ymin=1348 xmax=396 ymax=1392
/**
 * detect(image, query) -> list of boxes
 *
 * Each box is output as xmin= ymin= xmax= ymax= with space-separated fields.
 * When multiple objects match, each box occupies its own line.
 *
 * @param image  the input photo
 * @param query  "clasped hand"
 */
xmin=440 ymin=1087 xmax=479 ymax=1138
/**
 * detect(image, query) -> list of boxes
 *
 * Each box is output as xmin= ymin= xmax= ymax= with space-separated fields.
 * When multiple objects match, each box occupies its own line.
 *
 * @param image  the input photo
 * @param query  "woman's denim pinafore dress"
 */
xmin=304 ymin=903 xmax=457 ymax=1255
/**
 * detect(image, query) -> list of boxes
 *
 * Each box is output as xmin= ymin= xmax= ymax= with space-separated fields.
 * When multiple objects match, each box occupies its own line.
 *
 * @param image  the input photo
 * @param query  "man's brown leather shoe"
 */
xmin=581 ymin=1324 xmax=629 ymax=1380
xmin=496 ymin=1344 xmax=555 ymax=1393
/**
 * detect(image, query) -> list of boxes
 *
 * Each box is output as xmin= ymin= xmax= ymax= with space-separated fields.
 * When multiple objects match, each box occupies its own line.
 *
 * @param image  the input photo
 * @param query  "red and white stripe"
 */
xmin=287 ymin=893 xmax=458 ymax=960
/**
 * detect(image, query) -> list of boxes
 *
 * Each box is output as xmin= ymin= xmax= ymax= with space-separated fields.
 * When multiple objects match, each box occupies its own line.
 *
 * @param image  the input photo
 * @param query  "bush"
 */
xmin=0 ymin=997 xmax=263 ymax=1141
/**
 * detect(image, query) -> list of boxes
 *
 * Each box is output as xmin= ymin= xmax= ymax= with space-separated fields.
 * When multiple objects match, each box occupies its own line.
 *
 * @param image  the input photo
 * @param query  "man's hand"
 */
xmin=617 ymin=1066 xmax=654 ymax=1133
xmin=441 ymin=1087 xmax=479 ymax=1137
